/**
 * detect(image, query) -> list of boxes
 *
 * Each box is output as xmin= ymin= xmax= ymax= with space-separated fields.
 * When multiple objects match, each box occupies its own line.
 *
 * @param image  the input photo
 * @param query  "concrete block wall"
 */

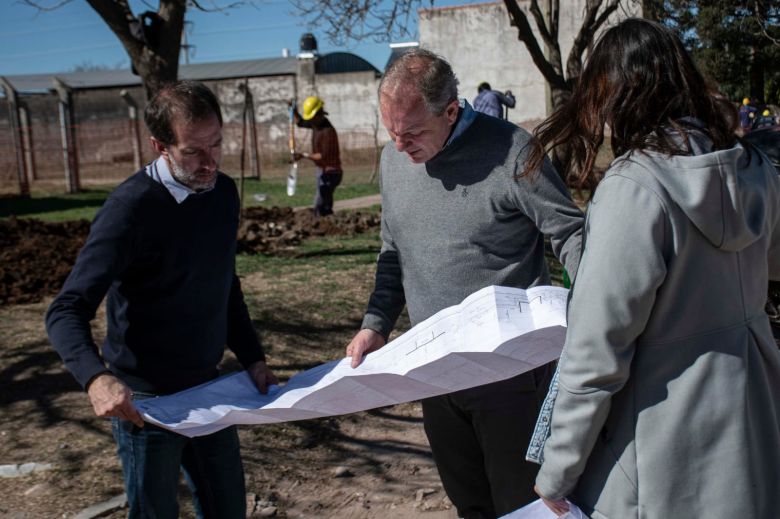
xmin=312 ymin=71 xmax=385 ymax=152
xmin=419 ymin=0 xmax=636 ymax=127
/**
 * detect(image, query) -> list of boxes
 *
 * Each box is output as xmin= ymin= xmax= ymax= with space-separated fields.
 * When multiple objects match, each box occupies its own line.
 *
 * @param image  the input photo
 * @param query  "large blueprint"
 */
xmin=136 ymin=285 xmax=569 ymax=437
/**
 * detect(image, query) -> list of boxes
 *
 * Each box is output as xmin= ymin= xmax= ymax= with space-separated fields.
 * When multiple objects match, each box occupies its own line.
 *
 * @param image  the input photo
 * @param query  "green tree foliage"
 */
xmin=658 ymin=0 xmax=780 ymax=104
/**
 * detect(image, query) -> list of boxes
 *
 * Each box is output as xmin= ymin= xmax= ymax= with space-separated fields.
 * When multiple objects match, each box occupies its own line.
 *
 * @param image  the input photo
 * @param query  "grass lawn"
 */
xmin=235 ymin=233 xmax=383 ymax=279
xmin=0 ymin=164 xmax=380 ymax=222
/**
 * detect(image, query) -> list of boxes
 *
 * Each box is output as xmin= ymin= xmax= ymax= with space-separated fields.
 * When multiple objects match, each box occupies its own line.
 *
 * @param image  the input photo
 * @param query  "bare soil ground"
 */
xmin=0 ymin=209 xmax=458 ymax=518
xmin=0 ymin=207 xmax=380 ymax=306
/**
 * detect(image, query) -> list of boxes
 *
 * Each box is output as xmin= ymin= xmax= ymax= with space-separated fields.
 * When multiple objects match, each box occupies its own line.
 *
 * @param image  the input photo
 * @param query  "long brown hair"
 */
xmin=523 ymin=18 xmax=739 ymax=193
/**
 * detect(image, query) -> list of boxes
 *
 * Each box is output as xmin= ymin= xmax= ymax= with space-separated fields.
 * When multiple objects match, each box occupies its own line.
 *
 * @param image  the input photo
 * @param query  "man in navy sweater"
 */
xmin=46 ymin=81 xmax=276 ymax=519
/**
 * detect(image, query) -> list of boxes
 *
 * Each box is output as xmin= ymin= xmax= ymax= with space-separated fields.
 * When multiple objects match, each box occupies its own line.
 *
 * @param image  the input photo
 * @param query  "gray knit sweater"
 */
xmin=362 ymin=113 xmax=584 ymax=337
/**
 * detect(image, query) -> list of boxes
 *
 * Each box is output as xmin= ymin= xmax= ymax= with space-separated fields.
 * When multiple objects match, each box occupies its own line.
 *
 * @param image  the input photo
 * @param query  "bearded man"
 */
xmin=46 ymin=81 xmax=276 ymax=519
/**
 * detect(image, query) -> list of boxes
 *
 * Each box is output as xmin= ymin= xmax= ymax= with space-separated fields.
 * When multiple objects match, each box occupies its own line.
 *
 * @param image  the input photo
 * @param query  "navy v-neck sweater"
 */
xmin=46 ymin=171 xmax=265 ymax=394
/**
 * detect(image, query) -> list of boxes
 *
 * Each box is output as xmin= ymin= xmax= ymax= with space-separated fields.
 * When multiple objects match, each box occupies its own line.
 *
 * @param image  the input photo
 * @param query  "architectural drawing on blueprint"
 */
xmin=137 ymin=285 xmax=569 ymax=437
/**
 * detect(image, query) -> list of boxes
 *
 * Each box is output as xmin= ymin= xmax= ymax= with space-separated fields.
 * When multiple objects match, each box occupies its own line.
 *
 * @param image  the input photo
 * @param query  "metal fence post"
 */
xmin=53 ymin=77 xmax=80 ymax=194
xmin=19 ymin=103 xmax=36 ymax=182
xmin=246 ymin=88 xmax=261 ymax=181
xmin=0 ymin=76 xmax=30 ymax=197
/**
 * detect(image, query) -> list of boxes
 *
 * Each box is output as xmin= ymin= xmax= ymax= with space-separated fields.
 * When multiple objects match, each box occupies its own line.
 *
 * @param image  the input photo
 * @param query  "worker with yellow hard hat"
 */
xmin=753 ymin=107 xmax=776 ymax=130
xmin=289 ymin=96 xmax=343 ymax=216
xmin=301 ymin=95 xmax=324 ymax=120
xmin=739 ymin=96 xmax=758 ymax=134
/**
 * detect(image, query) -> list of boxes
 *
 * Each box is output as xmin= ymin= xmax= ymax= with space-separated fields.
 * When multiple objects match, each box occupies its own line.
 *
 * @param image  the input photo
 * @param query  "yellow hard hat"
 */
xmin=742 ymin=97 xmax=751 ymax=105
xmin=763 ymin=109 xmax=771 ymax=117
xmin=302 ymin=96 xmax=324 ymax=120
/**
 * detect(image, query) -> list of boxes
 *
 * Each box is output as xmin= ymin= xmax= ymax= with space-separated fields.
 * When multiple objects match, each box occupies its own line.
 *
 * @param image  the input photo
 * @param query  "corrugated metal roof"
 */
xmin=315 ymin=52 xmax=379 ymax=75
xmin=180 ymin=57 xmax=297 ymax=81
xmin=2 ymin=56 xmax=299 ymax=94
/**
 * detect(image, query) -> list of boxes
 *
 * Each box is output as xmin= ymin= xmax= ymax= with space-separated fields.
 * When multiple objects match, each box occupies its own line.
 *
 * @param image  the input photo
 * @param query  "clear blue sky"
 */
xmin=0 ymin=0 xmax=477 ymax=76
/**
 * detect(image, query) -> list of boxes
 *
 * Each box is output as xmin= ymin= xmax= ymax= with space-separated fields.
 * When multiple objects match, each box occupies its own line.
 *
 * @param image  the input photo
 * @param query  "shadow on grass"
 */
xmin=292 ymin=247 xmax=380 ymax=259
xmin=0 ymin=344 xmax=78 ymax=408
xmin=0 ymin=191 xmax=107 ymax=219
xmin=367 ymin=407 xmax=424 ymax=424
xmin=0 ymin=339 xmax=115 ymax=438
xmin=255 ymin=312 xmax=362 ymax=337
xmin=242 ymin=414 xmax=433 ymax=472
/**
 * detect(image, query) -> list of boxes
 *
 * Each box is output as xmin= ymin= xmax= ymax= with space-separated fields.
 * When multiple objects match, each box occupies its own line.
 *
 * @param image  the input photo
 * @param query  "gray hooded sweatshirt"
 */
xmin=535 ymin=134 xmax=780 ymax=518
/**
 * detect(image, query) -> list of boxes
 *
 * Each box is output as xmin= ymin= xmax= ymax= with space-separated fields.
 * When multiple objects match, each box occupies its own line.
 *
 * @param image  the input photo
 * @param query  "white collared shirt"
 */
xmin=145 ymin=156 xmax=212 ymax=204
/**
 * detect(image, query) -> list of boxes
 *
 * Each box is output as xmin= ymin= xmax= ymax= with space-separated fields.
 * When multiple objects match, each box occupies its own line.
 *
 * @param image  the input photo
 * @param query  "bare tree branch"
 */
xmin=503 ymin=0 xmax=567 ymax=90
xmin=528 ymin=0 xmax=556 ymax=50
xmin=84 ymin=0 xmax=144 ymax=58
xmin=20 ymin=0 xmax=73 ymax=12
xmin=754 ymin=0 xmax=780 ymax=45
xmin=551 ymin=0 xmax=561 ymax=41
xmin=566 ymin=0 xmax=622 ymax=80
xmin=290 ymin=0 xmax=430 ymax=46
xmin=190 ymin=0 xmax=249 ymax=13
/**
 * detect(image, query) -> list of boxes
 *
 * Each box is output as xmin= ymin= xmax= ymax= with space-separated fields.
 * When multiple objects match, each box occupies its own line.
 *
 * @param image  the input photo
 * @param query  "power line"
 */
xmin=0 ymin=42 xmax=118 ymax=62
xmin=0 ymin=21 xmax=103 ymax=38
xmin=195 ymin=22 xmax=299 ymax=36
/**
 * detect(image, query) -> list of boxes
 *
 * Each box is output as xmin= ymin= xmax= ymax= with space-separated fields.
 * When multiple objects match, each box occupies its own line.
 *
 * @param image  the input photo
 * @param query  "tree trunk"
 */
xmin=550 ymin=86 xmax=572 ymax=111
xmin=641 ymin=0 xmax=659 ymax=21
xmin=548 ymin=85 xmax=574 ymax=179
xmin=749 ymin=45 xmax=765 ymax=103
xmin=133 ymin=50 xmax=180 ymax=101
xmin=86 ymin=0 xmax=185 ymax=100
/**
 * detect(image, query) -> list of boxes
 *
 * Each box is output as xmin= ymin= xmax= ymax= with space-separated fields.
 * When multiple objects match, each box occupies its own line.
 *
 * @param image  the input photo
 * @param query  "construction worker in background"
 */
xmin=473 ymin=82 xmax=516 ymax=120
xmin=754 ymin=108 xmax=777 ymax=130
xmin=289 ymin=96 xmax=343 ymax=216
xmin=739 ymin=96 xmax=758 ymax=134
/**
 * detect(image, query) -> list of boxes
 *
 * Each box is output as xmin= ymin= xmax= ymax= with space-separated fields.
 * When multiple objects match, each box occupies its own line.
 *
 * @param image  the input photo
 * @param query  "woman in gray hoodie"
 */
xmin=522 ymin=18 xmax=780 ymax=518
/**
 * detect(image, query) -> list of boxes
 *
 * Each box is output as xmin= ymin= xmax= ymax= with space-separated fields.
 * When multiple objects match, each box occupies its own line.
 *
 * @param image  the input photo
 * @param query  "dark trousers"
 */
xmin=421 ymin=363 xmax=554 ymax=519
xmin=112 ymin=417 xmax=246 ymax=519
xmin=314 ymin=168 xmax=342 ymax=216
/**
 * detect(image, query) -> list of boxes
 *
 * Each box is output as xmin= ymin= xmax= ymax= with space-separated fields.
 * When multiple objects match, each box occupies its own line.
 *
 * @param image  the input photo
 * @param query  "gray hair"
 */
xmin=379 ymin=48 xmax=459 ymax=116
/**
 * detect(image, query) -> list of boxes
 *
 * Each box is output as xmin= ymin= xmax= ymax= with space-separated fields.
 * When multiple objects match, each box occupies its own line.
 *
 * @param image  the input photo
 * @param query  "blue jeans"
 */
xmin=111 ymin=398 xmax=246 ymax=519
xmin=313 ymin=168 xmax=342 ymax=216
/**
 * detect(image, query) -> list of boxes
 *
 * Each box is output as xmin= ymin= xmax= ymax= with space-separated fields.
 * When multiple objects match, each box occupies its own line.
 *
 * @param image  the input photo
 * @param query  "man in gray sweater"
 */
xmin=345 ymin=49 xmax=583 ymax=518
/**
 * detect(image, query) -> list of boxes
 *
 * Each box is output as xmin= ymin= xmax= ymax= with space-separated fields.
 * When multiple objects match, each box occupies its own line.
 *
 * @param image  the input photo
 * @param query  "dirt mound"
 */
xmin=0 ymin=208 xmax=380 ymax=306
xmin=0 ymin=217 xmax=91 ymax=306
xmin=238 ymin=207 xmax=381 ymax=254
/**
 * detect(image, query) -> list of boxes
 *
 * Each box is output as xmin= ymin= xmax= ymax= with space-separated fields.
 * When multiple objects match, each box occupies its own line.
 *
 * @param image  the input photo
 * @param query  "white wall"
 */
xmin=419 ymin=0 xmax=636 ymax=127
xmin=214 ymin=70 xmax=384 ymax=154
xmin=315 ymin=71 xmax=385 ymax=150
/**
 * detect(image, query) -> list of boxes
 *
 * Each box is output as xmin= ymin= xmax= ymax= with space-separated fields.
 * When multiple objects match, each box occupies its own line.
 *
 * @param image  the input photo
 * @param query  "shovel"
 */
xmin=287 ymin=103 xmax=298 ymax=196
